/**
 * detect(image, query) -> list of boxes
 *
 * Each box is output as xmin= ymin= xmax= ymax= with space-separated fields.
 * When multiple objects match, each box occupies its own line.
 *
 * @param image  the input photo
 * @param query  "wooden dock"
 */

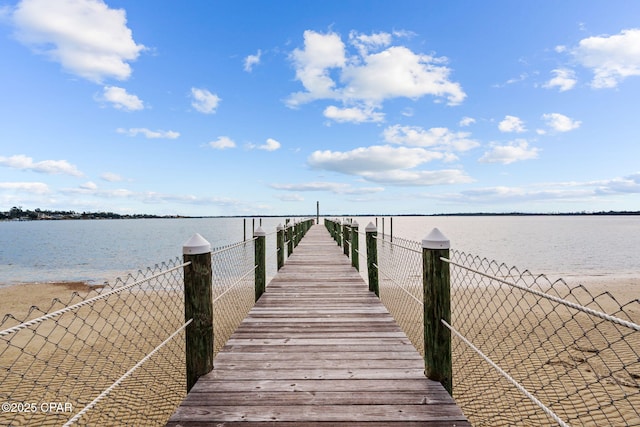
xmin=166 ymin=224 xmax=469 ymax=426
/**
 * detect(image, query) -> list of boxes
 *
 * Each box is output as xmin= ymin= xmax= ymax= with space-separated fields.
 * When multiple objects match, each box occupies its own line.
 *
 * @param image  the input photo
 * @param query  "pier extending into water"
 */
xmin=2 ymin=216 xmax=638 ymax=426
xmin=167 ymin=224 xmax=469 ymax=425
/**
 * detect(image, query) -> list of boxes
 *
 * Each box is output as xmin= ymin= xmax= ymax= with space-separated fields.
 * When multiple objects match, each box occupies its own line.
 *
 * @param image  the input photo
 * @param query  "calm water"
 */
xmin=1 ymin=216 xmax=639 ymax=287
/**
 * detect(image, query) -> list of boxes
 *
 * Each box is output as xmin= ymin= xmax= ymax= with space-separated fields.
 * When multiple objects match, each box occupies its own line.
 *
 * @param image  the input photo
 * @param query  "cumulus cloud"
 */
xmin=287 ymin=30 xmax=465 ymax=121
xmin=102 ymin=86 xmax=144 ymax=111
xmin=0 ymin=154 xmax=83 ymax=176
xmin=323 ymin=105 xmax=384 ymax=123
xmin=191 ymin=88 xmax=221 ymax=114
xmin=117 ymin=127 xmax=180 ymax=139
xmin=498 ymin=115 xmax=526 ymax=133
xmin=0 ymin=181 xmax=50 ymax=194
xmin=247 ymin=138 xmax=282 ymax=151
xmin=459 ymin=116 xmax=476 ymax=127
xmin=208 ymin=136 xmax=236 ymax=150
xmin=541 ymin=113 xmax=581 ymax=132
xmin=244 ymin=49 xmax=261 ymax=72
xmin=479 ymin=139 xmax=539 ymax=164
xmin=359 ymin=169 xmax=473 ymax=186
xmin=571 ymin=28 xmax=640 ymax=88
xmin=543 ymin=68 xmax=577 ymax=92
xmin=382 ymin=125 xmax=480 ymax=152
xmin=308 ymin=145 xmax=442 ymax=175
xmin=11 ymin=0 xmax=145 ymax=83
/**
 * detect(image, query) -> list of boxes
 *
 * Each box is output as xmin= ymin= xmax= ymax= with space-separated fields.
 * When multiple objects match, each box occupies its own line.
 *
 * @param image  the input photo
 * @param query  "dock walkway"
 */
xmin=167 ymin=224 xmax=469 ymax=426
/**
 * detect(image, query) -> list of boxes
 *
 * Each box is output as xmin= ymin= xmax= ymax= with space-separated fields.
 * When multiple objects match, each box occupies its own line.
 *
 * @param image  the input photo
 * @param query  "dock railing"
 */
xmin=325 ymin=217 xmax=640 ymax=427
xmin=0 ymin=218 xmax=314 ymax=427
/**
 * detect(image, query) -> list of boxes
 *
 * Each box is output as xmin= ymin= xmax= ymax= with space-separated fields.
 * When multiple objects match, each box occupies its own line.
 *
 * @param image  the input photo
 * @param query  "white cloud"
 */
xmin=308 ymin=145 xmax=442 ymax=175
xmin=359 ymin=169 xmax=473 ymax=186
xmin=260 ymin=138 xmax=281 ymax=151
xmin=102 ymin=86 xmax=144 ymax=111
xmin=479 ymin=139 xmax=539 ymax=164
xmin=270 ymin=181 xmax=384 ymax=195
xmin=383 ymin=125 xmax=480 ymax=151
xmin=191 ymin=88 xmax=221 ymax=114
xmin=323 ymin=105 xmax=384 ymax=123
xmin=116 ymin=127 xmax=180 ymax=139
xmin=80 ymin=181 xmax=98 ymax=190
xmin=340 ymin=45 xmax=465 ymax=105
xmin=208 ymin=136 xmax=236 ymax=150
xmin=244 ymin=49 xmax=261 ymax=72
xmin=247 ymin=138 xmax=282 ymax=151
xmin=287 ymin=30 xmax=466 ymax=118
xmin=101 ymin=172 xmax=123 ymax=182
xmin=348 ymin=30 xmax=392 ymax=56
xmin=498 ymin=115 xmax=526 ymax=133
xmin=572 ymin=28 xmax=640 ymax=88
xmin=288 ymin=30 xmax=346 ymax=106
xmin=11 ymin=0 xmax=145 ymax=83
xmin=543 ymin=68 xmax=577 ymax=92
xmin=459 ymin=116 xmax=476 ymax=127
xmin=541 ymin=113 xmax=581 ymax=132
xmin=274 ymin=193 xmax=304 ymax=202
xmin=0 ymin=181 xmax=50 ymax=194
xmin=0 ymin=154 xmax=83 ymax=176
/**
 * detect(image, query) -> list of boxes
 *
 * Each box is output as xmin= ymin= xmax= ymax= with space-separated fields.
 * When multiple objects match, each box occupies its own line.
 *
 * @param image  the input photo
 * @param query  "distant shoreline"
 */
xmin=2 ymin=207 xmax=639 ymax=221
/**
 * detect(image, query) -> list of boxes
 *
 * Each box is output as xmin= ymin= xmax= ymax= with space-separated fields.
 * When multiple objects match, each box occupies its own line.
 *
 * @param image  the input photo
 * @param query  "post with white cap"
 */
xmin=182 ymin=233 xmax=213 ymax=392
xmin=254 ymin=227 xmax=266 ymax=301
xmin=351 ymin=221 xmax=359 ymax=271
xmin=365 ymin=222 xmax=379 ymax=296
xmin=276 ymin=224 xmax=285 ymax=270
xmin=422 ymin=227 xmax=452 ymax=395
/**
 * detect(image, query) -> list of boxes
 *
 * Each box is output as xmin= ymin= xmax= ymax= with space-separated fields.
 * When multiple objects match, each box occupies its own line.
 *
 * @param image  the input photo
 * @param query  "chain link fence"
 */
xmin=330 ymin=219 xmax=639 ymax=427
xmin=1 ymin=233 xmax=261 ymax=426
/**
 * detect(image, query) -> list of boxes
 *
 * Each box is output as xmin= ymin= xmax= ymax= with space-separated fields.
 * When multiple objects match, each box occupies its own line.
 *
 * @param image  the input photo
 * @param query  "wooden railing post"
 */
xmin=254 ymin=227 xmax=266 ymax=301
xmin=343 ymin=221 xmax=350 ymax=256
xmin=277 ymin=223 xmax=285 ymax=270
xmin=365 ymin=222 xmax=379 ymax=296
xmin=351 ymin=221 xmax=359 ymax=271
xmin=422 ymin=228 xmax=452 ymax=395
xmin=336 ymin=220 xmax=342 ymax=247
xmin=183 ymin=233 xmax=213 ymax=392
xmin=287 ymin=222 xmax=293 ymax=256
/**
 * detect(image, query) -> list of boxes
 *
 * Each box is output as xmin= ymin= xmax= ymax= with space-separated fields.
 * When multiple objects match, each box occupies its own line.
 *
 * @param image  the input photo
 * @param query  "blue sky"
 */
xmin=1 ymin=0 xmax=639 ymax=216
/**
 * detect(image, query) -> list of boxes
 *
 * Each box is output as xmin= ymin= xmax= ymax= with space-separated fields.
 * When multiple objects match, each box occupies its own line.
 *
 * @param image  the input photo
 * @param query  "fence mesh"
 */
xmin=210 ymin=239 xmax=256 ymax=355
xmin=0 ymin=259 xmax=187 ymax=427
xmin=366 ymin=228 xmax=639 ymax=427
xmin=1 ymin=235 xmax=260 ymax=426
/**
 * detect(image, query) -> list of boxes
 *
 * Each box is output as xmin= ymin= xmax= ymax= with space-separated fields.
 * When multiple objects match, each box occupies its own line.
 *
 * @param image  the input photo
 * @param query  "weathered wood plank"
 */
xmin=167 ymin=224 xmax=469 ymax=426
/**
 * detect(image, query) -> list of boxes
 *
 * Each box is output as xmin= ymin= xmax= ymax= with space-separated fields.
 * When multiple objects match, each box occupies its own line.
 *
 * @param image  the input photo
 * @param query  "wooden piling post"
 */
xmin=343 ymin=221 xmax=350 ymax=256
xmin=351 ymin=221 xmax=359 ymax=271
xmin=277 ymin=223 xmax=285 ymax=270
xmin=336 ymin=220 xmax=342 ymax=247
xmin=183 ymin=233 xmax=213 ymax=392
xmin=365 ymin=222 xmax=379 ymax=296
xmin=254 ymin=227 xmax=266 ymax=301
xmin=287 ymin=222 xmax=293 ymax=256
xmin=422 ymin=228 xmax=452 ymax=395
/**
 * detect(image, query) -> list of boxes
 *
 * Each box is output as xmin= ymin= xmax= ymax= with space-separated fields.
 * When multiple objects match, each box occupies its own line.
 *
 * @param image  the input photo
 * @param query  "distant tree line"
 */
xmin=0 ymin=207 xmax=173 ymax=220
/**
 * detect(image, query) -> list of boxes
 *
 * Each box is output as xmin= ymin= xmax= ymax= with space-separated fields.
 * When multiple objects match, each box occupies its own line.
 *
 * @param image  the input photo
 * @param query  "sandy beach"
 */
xmin=1 ymin=278 xmax=638 ymax=426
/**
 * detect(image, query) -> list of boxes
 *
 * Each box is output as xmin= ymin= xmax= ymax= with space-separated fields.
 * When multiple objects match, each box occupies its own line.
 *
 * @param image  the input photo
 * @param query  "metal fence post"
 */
xmin=277 ymin=224 xmax=285 ymax=270
xmin=365 ymin=222 xmax=379 ymax=296
xmin=422 ymin=228 xmax=452 ymax=395
xmin=351 ymin=221 xmax=359 ymax=271
xmin=254 ymin=227 xmax=266 ymax=301
xmin=182 ymin=233 xmax=213 ymax=392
